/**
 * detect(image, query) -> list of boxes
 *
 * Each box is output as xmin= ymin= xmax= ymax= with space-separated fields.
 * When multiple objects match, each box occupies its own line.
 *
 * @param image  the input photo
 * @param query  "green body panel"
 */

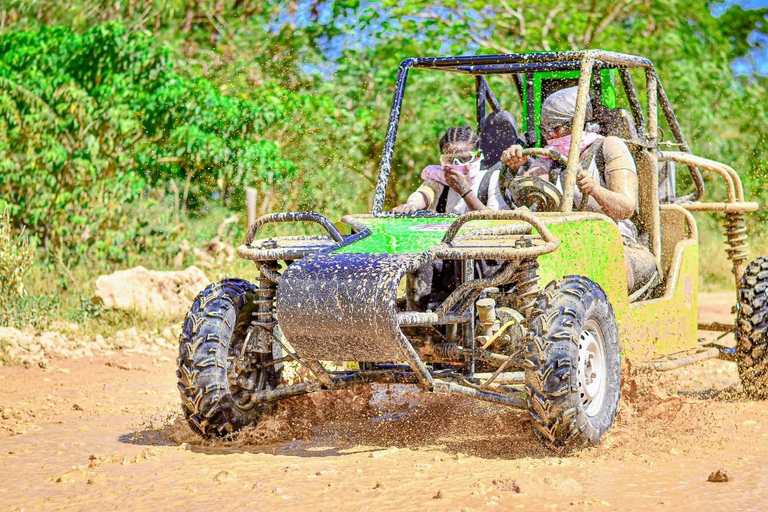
xmin=335 ymin=215 xmax=629 ymax=314
xmin=334 ymin=216 xmax=515 ymax=254
xmin=521 ymin=68 xmax=617 ymax=146
xmin=332 ymin=214 xmax=701 ymax=362
xmin=535 ymin=218 xmax=629 ymax=324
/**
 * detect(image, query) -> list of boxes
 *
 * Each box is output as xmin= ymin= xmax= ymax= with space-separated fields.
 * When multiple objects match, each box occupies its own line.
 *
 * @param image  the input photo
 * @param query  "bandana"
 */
xmin=543 ymin=132 xmax=604 ymax=158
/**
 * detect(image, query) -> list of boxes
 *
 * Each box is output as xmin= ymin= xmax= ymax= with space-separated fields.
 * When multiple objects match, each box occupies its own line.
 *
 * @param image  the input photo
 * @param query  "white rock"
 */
xmin=93 ymin=266 xmax=210 ymax=319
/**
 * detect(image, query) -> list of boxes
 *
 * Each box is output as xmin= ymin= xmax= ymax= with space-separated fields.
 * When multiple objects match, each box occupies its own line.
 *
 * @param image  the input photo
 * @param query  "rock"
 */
xmin=570 ymin=499 xmax=611 ymax=506
xmin=113 ymin=328 xmax=141 ymax=349
xmin=433 ymin=490 xmax=444 ymax=499
xmin=214 ymin=470 xmax=234 ymax=483
xmin=94 ymin=335 xmax=108 ymax=349
xmin=93 ymin=266 xmax=209 ymax=318
xmin=708 ymin=469 xmax=732 ymax=483
xmin=55 ymin=467 xmax=90 ymax=484
xmin=501 ymin=481 xmax=522 ymax=493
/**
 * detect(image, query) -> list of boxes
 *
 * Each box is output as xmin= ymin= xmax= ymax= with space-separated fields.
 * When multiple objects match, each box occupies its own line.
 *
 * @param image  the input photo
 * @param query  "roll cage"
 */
xmin=370 ymin=49 xmax=705 ymax=216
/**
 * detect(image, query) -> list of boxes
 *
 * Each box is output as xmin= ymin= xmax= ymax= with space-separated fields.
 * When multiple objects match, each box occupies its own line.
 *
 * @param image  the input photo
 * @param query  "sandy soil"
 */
xmin=1 ymin=292 xmax=767 ymax=511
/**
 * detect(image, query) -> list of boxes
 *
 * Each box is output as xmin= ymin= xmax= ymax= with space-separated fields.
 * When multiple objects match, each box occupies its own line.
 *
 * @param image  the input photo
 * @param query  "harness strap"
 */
xmin=578 ymin=139 xmax=606 ymax=182
xmin=436 ymin=185 xmax=451 ymax=213
xmin=478 ymin=171 xmax=492 ymax=206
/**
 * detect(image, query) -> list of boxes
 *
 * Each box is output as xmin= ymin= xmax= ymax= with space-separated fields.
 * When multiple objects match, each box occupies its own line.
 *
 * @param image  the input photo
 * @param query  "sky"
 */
xmin=715 ymin=0 xmax=768 ymax=75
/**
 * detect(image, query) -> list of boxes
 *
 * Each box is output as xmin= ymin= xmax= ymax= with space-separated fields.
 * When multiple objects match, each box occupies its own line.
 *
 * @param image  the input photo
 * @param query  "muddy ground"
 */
xmin=1 ymin=292 xmax=767 ymax=511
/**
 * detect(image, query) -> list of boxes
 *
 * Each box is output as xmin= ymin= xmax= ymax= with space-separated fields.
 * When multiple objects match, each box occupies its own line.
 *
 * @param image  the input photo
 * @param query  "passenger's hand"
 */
xmin=392 ymin=203 xmax=420 ymax=214
xmin=501 ymin=145 xmax=527 ymax=171
xmin=577 ymin=171 xmax=600 ymax=196
xmin=444 ymin=166 xmax=471 ymax=195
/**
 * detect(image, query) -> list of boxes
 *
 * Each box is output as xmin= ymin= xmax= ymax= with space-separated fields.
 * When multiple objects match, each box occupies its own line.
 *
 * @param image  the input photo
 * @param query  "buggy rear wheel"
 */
xmin=524 ymin=276 xmax=621 ymax=450
xmin=177 ymin=279 xmax=281 ymax=437
xmin=736 ymin=256 xmax=768 ymax=399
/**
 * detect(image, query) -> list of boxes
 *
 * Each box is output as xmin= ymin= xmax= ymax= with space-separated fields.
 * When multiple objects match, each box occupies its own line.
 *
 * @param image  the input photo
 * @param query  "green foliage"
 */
xmin=327 ymin=0 xmax=768 ymax=205
xmin=0 ymin=22 xmax=295 ymax=262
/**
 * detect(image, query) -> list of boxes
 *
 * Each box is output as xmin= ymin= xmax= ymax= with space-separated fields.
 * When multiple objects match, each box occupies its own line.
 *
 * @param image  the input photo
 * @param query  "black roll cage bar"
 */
xmin=369 ymin=50 xmax=704 ymax=215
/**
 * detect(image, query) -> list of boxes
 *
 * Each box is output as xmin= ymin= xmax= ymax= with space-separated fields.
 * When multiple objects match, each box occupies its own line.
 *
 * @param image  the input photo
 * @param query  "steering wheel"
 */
xmin=500 ymin=148 xmax=589 ymax=212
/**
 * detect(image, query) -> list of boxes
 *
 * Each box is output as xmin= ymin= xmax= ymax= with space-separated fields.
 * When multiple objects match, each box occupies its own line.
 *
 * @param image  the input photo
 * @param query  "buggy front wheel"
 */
xmin=177 ymin=279 xmax=281 ymax=437
xmin=524 ymin=276 xmax=621 ymax=450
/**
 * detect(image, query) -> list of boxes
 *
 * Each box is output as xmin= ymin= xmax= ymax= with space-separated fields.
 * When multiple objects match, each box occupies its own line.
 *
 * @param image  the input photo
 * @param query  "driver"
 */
xmin=500 ymin=86 xmax=657 ymax=296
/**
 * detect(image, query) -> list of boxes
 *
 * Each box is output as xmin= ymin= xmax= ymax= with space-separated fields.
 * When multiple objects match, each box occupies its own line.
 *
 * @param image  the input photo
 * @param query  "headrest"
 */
xmin=479 ymin=110 xmax=523 ymax=170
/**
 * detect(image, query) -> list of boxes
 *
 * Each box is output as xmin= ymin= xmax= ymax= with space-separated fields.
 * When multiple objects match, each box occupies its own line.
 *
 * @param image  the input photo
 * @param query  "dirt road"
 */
xmin=1 ymin=292 xmax=767 ymax=511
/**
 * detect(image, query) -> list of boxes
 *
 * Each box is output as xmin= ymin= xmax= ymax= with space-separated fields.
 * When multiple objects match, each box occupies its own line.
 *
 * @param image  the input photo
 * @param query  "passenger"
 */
xmin=500 ymin=86 xmax=657 ymax=295
xmin=392 ymin=126 xmax=509 ymax=311
xmin=392 ymin=125 xmax=510 ymax=214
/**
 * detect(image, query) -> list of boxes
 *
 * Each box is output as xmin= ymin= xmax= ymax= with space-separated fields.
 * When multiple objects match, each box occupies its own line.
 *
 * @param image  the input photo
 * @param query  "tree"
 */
xmin=0 ymin=22 xmax=294 ymax=261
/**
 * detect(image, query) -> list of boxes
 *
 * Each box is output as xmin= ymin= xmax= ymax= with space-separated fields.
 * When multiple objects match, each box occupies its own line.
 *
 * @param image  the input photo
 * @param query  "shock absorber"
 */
xmin=508 ymin=239 xmax=540 ymax=319
xmin=251 ymin=262 xmax=279 ymax=354
xmin=723 ymin=212 xmax=749 ymax=285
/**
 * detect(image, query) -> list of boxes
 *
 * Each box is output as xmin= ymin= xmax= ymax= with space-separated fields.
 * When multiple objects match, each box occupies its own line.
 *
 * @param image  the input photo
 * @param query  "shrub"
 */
xmin=0 ymin=211 xmax=34 ymax=310
xmin=0 ymin=23 xmax=295 ymax=262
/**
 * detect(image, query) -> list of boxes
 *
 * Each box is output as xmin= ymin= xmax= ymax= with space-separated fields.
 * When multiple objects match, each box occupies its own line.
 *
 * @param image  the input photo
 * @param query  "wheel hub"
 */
xmin=577 ymin=319 xmax=607 ymax=417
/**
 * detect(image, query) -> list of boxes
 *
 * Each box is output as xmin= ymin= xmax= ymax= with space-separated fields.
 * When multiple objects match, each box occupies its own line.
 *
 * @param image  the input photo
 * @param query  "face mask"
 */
xmin=544 ymin=132 xmax=603 ymax=157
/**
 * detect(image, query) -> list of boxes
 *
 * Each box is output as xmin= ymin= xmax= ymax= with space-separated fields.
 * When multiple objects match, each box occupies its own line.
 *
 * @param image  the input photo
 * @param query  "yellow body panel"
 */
xmin=622 ymin=240 xmax=699 ymax=361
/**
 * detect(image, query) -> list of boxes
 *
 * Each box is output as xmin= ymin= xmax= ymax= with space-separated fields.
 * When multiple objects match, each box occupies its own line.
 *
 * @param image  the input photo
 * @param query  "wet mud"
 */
xmin=1 ymin=292 xmax=768 ymax=511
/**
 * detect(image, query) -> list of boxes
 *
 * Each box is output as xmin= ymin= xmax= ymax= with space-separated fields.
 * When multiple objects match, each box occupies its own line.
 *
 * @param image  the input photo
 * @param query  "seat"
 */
xmin=479 ymin=110 xmax=523 ymax=170
xmin=594 ymin=107 xmax=640 ymax=142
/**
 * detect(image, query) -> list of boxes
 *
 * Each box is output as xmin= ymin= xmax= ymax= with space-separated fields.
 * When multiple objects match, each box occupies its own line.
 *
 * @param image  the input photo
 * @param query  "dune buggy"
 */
xmin=177 ymin=50 xmax=763 ymax=449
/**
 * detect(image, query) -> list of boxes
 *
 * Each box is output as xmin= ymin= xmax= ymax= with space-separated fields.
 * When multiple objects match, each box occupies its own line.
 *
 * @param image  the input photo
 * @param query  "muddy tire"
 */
xmin=524 ymin=276 xmax=621 ymax=450
xmin=736 ymin=256 xmax=768 ymax=399
xmin=177 ymin=279 xmax=280 ymax=437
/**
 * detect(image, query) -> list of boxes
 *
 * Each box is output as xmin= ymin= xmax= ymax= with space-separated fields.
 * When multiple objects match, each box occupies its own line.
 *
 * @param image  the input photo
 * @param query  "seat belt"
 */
xmin=437 ymin=171 xmax=494 ymax=213
xmin=477 ymin=171 xmax=492 ymax=206
xmin=436 ymin=185 xmax=451 ymax=213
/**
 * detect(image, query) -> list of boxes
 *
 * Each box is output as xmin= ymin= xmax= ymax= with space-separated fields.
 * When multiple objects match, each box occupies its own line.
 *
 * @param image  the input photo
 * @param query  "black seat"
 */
xmin=479 ymin=110 xmax=523 ymax=170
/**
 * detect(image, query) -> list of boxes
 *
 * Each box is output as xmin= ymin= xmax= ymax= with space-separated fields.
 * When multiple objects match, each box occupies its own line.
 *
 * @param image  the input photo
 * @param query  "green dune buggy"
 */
xmin=177 ymin=50 xmax=763 ymax=449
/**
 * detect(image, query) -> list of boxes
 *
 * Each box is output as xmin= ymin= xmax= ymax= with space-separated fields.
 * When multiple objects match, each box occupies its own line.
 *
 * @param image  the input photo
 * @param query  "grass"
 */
xmin=5 ymin=204 xmax=257 ymax=335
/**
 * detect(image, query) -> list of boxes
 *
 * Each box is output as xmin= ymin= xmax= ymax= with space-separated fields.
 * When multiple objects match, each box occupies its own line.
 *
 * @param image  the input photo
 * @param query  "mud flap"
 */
xmin=276 ymin=252 xmax=431 ymax=362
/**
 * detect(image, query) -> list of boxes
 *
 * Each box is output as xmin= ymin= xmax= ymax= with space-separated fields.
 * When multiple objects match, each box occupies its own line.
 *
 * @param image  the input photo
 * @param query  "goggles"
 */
xmin=439 ymin=150 xmax=481 ymax=166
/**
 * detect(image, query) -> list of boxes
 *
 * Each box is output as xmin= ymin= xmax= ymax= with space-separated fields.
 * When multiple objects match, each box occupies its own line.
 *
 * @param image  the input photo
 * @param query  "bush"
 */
xmin=0 ymin=211 xmax=34 ymax=312
xmin=0 ymin=23 xmax=296 ymax=263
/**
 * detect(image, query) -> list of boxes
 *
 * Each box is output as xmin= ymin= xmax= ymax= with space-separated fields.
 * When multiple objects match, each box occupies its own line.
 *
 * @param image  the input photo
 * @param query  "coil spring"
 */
xmin=723 ymin=212 xmax=749 ymax=275
xmin=509 ymin=257 xmax=540 ymax=319
xmin=434 ymin=342 xmax=462 ymax=361
xmin=249 ymin=267 xmax=279 ymax=353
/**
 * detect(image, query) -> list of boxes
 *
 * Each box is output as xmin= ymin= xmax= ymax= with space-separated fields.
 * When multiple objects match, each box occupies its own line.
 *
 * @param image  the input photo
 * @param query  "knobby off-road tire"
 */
xmin=524 ymin=276 xmax=621 ymax=450
xmin=177 ymin=279 xmax=280 ymax=437
xmin=736 ymin=256 xmax=768 ymax=399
